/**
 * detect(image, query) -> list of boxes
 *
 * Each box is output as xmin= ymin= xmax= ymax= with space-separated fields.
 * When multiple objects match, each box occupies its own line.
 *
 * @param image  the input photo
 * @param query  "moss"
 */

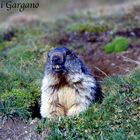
xmin=104 ymin=37 xmax=129 ymax=53
xmin=66 ymin=23 xmax=108 ymax=33
xmin=103 ymin=43 xmax=114 ymax=53
xmin=0 ymin=43 xmax=6 ymax=51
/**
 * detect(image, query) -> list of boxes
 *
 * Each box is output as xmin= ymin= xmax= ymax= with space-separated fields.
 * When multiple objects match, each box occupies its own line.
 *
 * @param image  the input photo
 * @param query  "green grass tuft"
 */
xmin=104 ymin=37 xmax=129 ymax=53
xmin=66 ymin=23 xmax=108 ymax=33
xmin=0 ymin=80 xmax=41 ymax=120
xmin=0 ymin=89 xmax=33 ymax=120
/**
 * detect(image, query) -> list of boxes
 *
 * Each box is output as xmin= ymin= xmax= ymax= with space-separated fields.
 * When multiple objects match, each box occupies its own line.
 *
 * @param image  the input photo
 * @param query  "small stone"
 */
xmin=130 ymin=32 xmax=135 ymax=36
xmin=111 ymin=63 xmax=116 ymax=66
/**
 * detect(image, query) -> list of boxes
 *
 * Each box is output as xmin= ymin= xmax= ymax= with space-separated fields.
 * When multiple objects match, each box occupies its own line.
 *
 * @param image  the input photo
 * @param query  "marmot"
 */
xmin=40 ymin=47 xmax=103 ymax=118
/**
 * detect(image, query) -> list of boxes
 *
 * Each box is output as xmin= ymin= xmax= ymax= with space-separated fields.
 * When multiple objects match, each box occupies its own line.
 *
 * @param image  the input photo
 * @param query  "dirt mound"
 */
xmin=0 ymin=118 xmax=49 ymax=140
xmin=82 ymin=45 xmax=140 ymax=80
xmin=44 ymin=30 xmax=140 ymax=80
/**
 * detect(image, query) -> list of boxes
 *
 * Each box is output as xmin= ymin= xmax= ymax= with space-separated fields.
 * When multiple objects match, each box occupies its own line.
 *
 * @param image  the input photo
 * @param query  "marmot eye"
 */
xmin=66 ymin=50 xmax=72 ymax=55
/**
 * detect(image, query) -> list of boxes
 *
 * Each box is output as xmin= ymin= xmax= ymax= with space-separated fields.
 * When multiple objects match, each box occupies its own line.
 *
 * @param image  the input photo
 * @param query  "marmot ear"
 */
xmin=66 ymin=49 xmax=77 ymax=58
xmin=66 ymin=49 xmax=72 ymax=55
xmin=72 ymin=51 xmax=78 ymax=58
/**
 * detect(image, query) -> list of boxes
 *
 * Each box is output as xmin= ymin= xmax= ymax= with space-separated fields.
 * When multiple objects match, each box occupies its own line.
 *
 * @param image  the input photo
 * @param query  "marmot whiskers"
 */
xmin=40 ymin=47 xmax=103 ymax=118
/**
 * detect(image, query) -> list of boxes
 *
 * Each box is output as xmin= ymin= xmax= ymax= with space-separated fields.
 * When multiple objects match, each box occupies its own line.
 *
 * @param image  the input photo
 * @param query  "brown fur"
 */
xmin=40 ymin=73 xmax=94 ymax=118
xmin=40 ymin=47 xmax=103 ymax=118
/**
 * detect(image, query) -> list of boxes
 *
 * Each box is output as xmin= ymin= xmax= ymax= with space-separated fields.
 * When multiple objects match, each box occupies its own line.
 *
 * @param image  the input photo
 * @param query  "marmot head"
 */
xmin=46 ymin=47 xmax=82 ymax=74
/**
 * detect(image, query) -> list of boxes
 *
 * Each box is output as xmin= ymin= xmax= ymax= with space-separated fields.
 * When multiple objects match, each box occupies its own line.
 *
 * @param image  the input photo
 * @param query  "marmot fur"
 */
xmin=40 ymin=47 xmax=103 ymax=118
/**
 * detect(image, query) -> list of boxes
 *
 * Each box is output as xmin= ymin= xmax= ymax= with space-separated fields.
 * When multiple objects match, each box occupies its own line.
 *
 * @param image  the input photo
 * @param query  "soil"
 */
xmin=83 ymin=46 xmax=140 ymax=80
xmin=45 ymin=30 xmax=140 ymax=80
xmin=0 ymin=118 xmax=48 ymax=140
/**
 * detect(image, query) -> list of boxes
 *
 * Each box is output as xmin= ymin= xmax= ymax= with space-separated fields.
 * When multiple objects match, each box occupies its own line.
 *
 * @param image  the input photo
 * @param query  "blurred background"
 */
xmin=0 ymin=0 xmax=139 ymax=22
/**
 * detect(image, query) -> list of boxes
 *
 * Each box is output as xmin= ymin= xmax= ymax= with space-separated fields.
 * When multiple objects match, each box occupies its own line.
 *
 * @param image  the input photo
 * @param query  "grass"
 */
xmin=0 ymin=89 xmax=33 ymax=120
xmin=66 ymin=23 xmax=108 ymax=33
xmin=37 ymin=69 xmax=139 ymax=140
xmin=0 ymin=11 xmax=140 ymax=139
xmin=0 ymin=25 xmax=46 ymax=120
xmin=104 ymin=36 xmax=129 ymax=53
